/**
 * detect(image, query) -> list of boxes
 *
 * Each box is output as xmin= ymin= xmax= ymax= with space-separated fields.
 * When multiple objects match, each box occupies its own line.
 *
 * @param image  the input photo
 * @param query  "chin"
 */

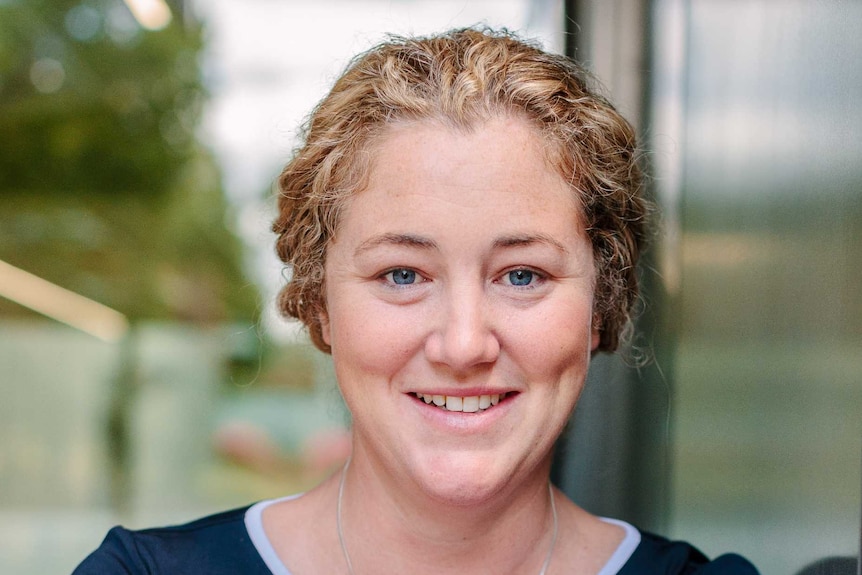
xmin=410 ymin=450 xmax=531 ymax=507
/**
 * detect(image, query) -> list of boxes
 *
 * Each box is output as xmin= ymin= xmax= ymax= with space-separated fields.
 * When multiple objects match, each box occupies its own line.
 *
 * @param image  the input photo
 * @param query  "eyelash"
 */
xmin=380 ymin=267 xmax=426 ymax=287
xmin=498 ymin=267 xmax=547 ymax=289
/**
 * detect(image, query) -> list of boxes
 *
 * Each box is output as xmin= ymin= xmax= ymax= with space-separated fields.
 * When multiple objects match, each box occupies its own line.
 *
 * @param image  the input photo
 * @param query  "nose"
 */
xmin=424 ymin=284 xmax=500 ymax=373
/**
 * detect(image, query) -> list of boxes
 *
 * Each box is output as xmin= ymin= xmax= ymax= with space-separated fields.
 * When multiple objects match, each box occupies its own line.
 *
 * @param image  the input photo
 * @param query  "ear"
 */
xmin=319 ymin=310 xmax=331 ymax=346
xmin=590 ymin=313 xmax=601 ymax=352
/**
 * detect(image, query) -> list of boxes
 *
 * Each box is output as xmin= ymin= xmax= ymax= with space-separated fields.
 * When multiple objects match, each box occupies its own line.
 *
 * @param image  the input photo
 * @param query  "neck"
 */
xmin=337 ymin=445 xmax=557 ymax=575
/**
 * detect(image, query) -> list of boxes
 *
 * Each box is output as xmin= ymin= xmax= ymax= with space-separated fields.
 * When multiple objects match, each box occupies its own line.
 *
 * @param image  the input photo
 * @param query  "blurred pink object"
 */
xmin=212 ymin=420 xmax=284 ymax=474
xmin=301 ymin=428 xmax=352 ymax=474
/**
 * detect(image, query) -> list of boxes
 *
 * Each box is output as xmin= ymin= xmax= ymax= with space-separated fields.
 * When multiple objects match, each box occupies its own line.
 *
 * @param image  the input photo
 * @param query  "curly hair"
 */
xmin=273 ymin=27 xmax=648 ymax=353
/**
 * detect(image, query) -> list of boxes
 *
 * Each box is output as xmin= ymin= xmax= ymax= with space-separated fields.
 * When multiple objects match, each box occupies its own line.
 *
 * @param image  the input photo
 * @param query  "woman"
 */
xmin=75 ymin=28 xmax=758 ymax=574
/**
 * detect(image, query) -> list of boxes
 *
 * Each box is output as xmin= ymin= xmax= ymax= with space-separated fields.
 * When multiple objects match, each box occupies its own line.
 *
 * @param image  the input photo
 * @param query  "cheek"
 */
xmin=327 ymin=301 xmax=423 ymax=378
xmin=519 ymin=300 xmax=594 ymax=370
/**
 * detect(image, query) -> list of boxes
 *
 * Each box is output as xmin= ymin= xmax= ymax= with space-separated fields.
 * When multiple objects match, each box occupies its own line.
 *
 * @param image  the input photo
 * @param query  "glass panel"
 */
xmin=669 ymin=1 xmax=862 ymax=573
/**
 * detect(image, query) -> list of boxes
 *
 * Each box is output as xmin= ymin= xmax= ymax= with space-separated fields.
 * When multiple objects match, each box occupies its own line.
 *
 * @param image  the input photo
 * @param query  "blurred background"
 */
xmin=0 ymin=0 xmax=859 ymax=573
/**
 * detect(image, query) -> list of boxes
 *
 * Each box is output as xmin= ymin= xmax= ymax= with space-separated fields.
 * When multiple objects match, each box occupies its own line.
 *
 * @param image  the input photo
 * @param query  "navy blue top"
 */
xmin=73 ymin=505 xmax=759 ymax=574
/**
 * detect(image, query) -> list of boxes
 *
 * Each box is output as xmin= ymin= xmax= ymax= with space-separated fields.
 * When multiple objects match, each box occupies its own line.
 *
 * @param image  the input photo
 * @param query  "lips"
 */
xmin=413 ymin=392 xmax=509 ymax=413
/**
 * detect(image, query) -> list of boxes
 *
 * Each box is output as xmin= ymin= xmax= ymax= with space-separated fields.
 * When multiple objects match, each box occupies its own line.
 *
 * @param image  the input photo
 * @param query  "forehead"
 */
xmin=329 ymin=115 xmax=586 ymax=247
xmin=358 ymin=116 xmax=577 ymax=211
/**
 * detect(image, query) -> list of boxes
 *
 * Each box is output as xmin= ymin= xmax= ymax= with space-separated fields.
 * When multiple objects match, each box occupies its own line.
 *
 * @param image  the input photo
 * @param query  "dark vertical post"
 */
xmin=564 ymin=0 xmax=580 ymax=59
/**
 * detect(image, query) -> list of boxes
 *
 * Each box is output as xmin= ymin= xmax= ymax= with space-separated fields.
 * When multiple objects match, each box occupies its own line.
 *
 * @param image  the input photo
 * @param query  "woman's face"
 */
xmin=321 ymin=116 xmax=598 ymax=505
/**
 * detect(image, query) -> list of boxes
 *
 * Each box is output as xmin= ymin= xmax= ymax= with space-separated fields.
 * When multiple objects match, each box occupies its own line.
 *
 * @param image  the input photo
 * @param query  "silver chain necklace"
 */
xmin=336 ymin=457 xmax=558 ymax=575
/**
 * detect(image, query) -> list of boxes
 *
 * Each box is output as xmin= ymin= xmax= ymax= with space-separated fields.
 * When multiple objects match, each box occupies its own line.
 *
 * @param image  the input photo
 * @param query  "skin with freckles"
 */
xmin=263 ymin=115 xmax=623 ymax=574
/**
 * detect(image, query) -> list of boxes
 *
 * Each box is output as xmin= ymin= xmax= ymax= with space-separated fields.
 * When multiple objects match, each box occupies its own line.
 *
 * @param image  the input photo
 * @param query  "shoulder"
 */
xmin=619 ymin=531 xmax=760 ymax=575
xmin=72 ymin=505 xmax=273 ymax=575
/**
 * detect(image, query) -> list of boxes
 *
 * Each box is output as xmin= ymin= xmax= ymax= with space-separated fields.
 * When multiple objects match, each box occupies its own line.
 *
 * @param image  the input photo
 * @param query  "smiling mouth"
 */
xmin=412 ymin=392 xmax=509 ymax=413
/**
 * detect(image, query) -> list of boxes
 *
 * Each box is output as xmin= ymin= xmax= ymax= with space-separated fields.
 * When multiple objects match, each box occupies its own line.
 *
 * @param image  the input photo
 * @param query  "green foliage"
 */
xmin=0 ymin=0 xmax=259 ymax=323
xmin=0 ymin=0 xmax=201 ymax=196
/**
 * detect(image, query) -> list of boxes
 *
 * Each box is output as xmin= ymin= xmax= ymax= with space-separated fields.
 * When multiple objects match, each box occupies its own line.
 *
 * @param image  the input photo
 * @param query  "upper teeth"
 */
xmin=414 ymin=392 xmax=505 ymax=412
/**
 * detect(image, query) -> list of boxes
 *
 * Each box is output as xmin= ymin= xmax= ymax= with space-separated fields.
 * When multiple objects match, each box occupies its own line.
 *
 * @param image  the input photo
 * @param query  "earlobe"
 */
xmin=590 ymin=314 xmax=601 ymax=352
xmin=320 ymin=311 xmax=331 ymax=346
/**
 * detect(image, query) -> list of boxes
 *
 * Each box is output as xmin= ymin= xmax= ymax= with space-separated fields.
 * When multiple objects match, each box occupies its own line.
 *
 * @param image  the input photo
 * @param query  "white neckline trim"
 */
xmin=597 ymin=517 xmax=641 ymax=575
xmin=245 ymin=494 xmax=303 ymax=575
xmin=244 ymin=496 xmax=641 ymax=575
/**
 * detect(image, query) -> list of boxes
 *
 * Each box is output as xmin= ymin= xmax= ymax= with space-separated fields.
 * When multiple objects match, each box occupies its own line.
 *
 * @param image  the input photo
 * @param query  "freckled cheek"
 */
xmin=328 ymin=302 xmax=426 ymax=378
xmin=502 ymin=304 xmax=594 ymax=377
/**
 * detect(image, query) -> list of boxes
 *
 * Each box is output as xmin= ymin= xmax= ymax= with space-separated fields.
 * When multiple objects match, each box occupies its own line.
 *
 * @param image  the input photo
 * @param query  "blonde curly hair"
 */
xmin=273 ymin=27 xmax=648 ymax=353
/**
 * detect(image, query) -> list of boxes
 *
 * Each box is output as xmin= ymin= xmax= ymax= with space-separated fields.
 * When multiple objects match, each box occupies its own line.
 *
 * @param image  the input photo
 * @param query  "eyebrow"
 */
xmin=493 ymin=233 xmax=570 ymax=254
xmin=354 ymin=233 xmax=439 ymax=257
xmin=353 ymin=232 xmax=570 ymax=257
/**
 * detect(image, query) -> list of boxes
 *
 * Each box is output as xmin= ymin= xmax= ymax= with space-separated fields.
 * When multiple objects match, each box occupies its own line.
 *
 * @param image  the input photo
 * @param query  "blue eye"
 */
xmin=507 ymin=269 xmax=534 ymax=286
xmin=387 ymin=268 xmax=417 ymax=285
